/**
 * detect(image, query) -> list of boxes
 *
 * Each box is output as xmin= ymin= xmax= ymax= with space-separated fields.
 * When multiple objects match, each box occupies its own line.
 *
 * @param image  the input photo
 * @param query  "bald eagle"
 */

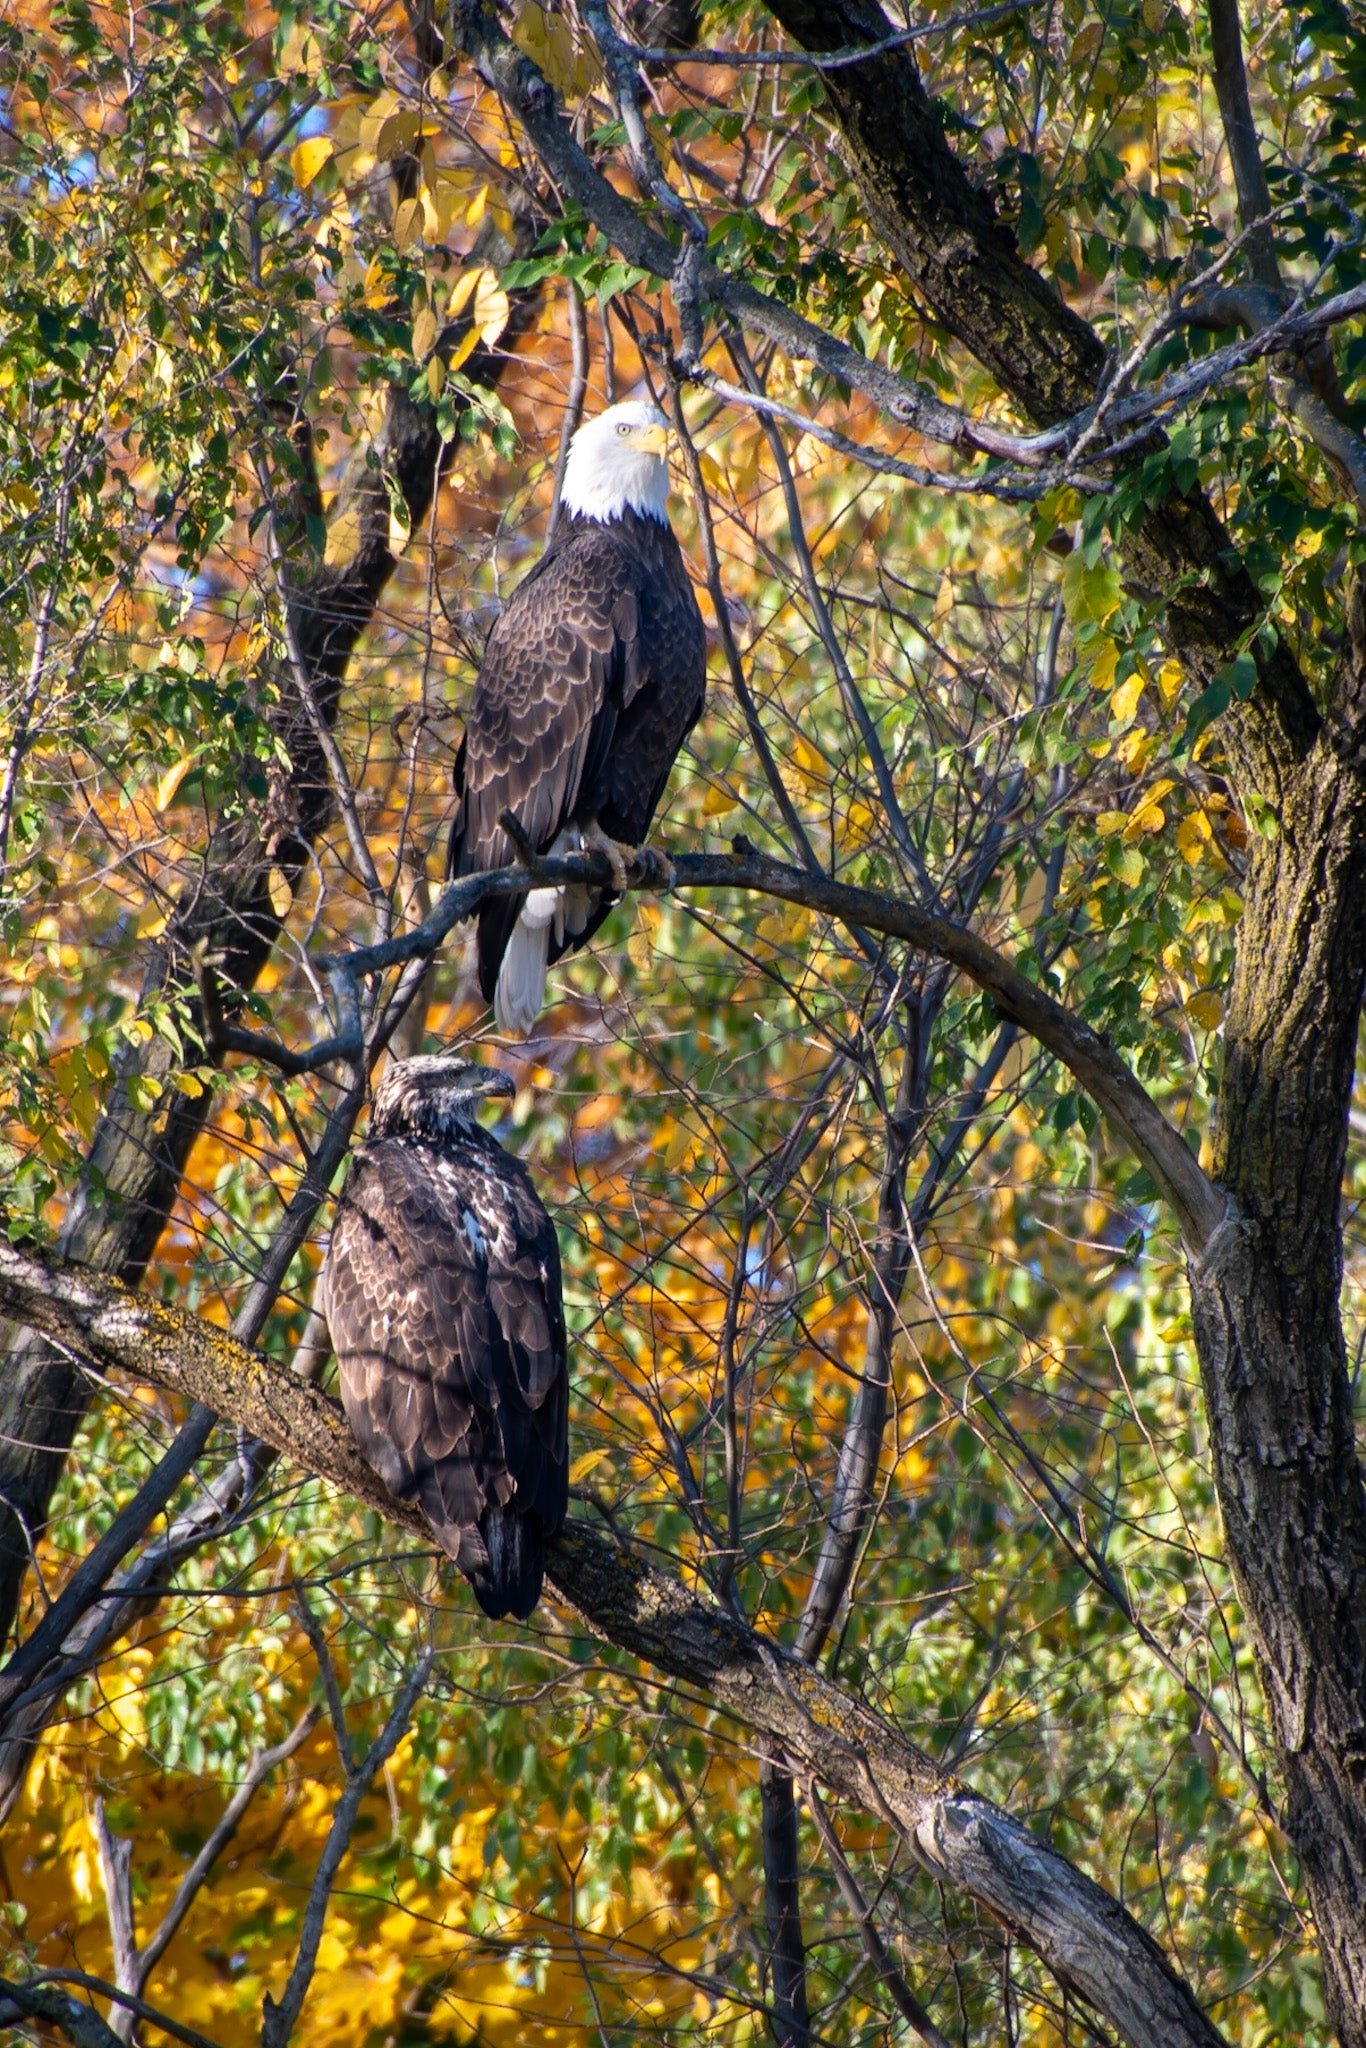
xmin=319 ymin=1057 xmax=567 ymax=1620
xmin=448 ymin=399 xmax=707 ymax=1035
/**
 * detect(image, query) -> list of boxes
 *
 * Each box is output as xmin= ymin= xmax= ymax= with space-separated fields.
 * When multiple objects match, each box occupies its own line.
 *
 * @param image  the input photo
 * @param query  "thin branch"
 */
xmin=724 ymin=336 xmax=933 ymax=899
xmin=293 ymin=1584 xmax=355 ymax=1773
xmin=0 ymin=1242 xmax=1232 ymax=2048
xmin=547 ymin=279 xmax=590 ymax=545
xmin=623 ymin=0 xmax=1045 ymax=68
xmin=665 ymin=382 xmax=826 ymax=874
xmin=93 ymin=1802 xmax=138 ymax=2044
xmin=0 ymin=482 xmax=69 ymax=869
xmin=259 ymin=1648 xmax=434 ymax=2047
xmin=1 ymin=1972 xmax=221 ymax=2048
xmin=807 ymin=1784 xmax=955 ymax=2048
xmin=208 ymin=836 xmax=1224 ymax=1250
xmin=135 ymin=1709 xmax=320 ymax=1984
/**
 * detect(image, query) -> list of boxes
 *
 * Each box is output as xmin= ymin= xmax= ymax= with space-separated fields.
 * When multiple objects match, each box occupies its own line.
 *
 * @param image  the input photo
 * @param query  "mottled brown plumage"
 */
xmin=447 ymin=403 xmax=706 ymax=1033
xmin=319 ymin=1059 xmax=567 ymax=1620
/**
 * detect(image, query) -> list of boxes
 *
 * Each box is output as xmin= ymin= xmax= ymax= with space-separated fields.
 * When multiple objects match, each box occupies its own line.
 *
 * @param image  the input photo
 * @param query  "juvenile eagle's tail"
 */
xmin=469 ymin=1506 xmax=545 ymax=1620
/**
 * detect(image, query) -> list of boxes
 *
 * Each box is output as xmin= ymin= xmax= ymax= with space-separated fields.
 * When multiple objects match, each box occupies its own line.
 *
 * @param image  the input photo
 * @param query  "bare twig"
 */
xmin=259 ymin=1648 xmax=434 ymax=2047
xmin=807 ymin=1783 xmax=956 ymax=2048
xmin=93 ymin=1712 xmax=319 ymax=2041
xmin=293 ymin=1584 xmax=355 ymax=1773
xmin=548 ymin=280 xmax=590 ymax=545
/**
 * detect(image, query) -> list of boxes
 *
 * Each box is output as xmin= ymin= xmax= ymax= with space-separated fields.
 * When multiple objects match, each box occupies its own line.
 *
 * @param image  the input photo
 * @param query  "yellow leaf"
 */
xmin=1071 ymin=21 xmax=1105 ymax=62
xmin=155 ymin=753 xmax=200 ymax=811
xmin=448 ymin=267 xmax=481 ymax=317
xmin=426 ymin=354 xmax=446 ymax=399
xmin=1176 ymin=811 xmax=1213 ymax=864
xmin=1095 ymin=810 xmax=1128 ymax=836
xmin=1157 ymin=658 xmax=1183 ymax=706
xmin=466 ymin=182 xmax=489 ymax=228
xmin=448 ymin=325 xmax=481 ymax=373
xmin=393 ymin=196 xmax=423 ymax=250
xmin=702 ymin=783 xmax=740 ymax=816
xmin=1187 ymin=989 xmax=1224 ymax=1030
xmin=173 ymin=1071 xmax=207 ymax=1098
xmin=1294 ymin=526 xmax=1324 ymax=558
xmin=291 ymin=136 xmax=333 ymax=189
xmin=473 ymin=271 xmax=509 ymax=348
xmin=1110 ymin=671 xmax=1144 ymax=724
xmin=933 ymin=570 xmax=954 ymax=622
xmin=1123 ymin=802 xmax=1165 ymax=839
xmin=268 ymin=867 xmax=293 ymax=920
xmin=1089 ymin=638 xmax=1119 ymax=692
xmin=513 ymin=0 xmax=602 ymax=98
xmin=1141 ymin=0 xmax=1166 ymax=28
xmin=4 ymin=480 xmax=38 ymax=512
xmin=412 ymin=307 xmax=438 ymax=360
xmin=376 ymin=109 xmax=421 ymax=161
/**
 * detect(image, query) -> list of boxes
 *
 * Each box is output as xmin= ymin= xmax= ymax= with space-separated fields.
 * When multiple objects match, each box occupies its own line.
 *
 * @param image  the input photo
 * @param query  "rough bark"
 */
xmin=756 ymin=0 xmax=1321 ymax=768
xmin=0 ymin=299 xmax=536 ymax=1649
xmin=719 ymin=5 xmax=1366 ymax=2033
xmin=0 ymin=1240 xmax=1231 ymax=2048
xmin=1185 ymin=598 xmax=1366 ymax=2045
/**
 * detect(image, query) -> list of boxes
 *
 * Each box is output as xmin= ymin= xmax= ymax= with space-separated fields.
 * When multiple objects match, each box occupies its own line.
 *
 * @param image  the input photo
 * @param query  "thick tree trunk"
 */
xmin=739 ymin=4 xmax=1366 ymax=2034
xmin=1189 ymin=651 xmax=1366 ymax=2044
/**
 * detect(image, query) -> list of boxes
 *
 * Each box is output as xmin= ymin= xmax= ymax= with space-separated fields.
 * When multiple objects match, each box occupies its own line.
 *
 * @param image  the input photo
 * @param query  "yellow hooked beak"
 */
xmin=634 ymin=422 xmax=670 ymax=455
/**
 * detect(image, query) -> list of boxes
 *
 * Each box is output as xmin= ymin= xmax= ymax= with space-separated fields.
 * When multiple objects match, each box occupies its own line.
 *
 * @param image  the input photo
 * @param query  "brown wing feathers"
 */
xmin=321 ymin=1129 xmax=567 ymax=1620
xmin=447 ymin=511 xmax=704 ymax=1004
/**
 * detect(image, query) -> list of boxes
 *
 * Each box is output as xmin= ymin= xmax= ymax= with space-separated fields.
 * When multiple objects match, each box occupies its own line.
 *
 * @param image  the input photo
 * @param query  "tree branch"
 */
xmin=290 ymin=843 xmax=1224 ymax=1253
xmin=0 ymin=1241 xmax=1231 ymax=2048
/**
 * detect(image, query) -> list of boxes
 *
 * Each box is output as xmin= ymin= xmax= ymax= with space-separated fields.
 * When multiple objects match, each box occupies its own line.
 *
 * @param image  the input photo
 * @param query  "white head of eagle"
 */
xmin=320 ymin=1054 xmax=568 ymax=1622
xmin=559 ymin=399 xmax=671 ymax=526
xmin=447 ymin=396 xmax=708 ymax=1037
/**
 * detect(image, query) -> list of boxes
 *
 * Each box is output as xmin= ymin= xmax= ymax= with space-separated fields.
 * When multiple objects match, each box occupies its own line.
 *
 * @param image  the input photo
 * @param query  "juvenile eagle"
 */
xmin=319 ymin=1057 xmax=567 ymax=1620
xmin=447 ymin=399 xmax=707 ymax=1035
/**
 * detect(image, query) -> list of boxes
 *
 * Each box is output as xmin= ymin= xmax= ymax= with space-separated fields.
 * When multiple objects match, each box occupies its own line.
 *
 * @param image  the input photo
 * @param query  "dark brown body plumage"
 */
xmin=319 ymin=1067 xmax=567 ymax=1620
xmin=447 ymin=507 xmax=706 ymax=1002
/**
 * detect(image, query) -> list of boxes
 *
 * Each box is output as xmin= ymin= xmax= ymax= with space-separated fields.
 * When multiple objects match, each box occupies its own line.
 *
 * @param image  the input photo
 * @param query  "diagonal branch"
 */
xmin=0 ymin=1240 xmax=1231 ymax=2048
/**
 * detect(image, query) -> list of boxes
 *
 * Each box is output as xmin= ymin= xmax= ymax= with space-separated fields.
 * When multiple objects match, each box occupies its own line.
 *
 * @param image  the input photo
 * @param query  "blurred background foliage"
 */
xmin=1 ymin=0 xmax=1363 ymax=2040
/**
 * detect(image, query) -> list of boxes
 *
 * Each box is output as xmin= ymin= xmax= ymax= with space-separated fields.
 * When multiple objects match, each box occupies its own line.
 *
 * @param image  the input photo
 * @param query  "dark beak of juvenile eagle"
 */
xmin=369 ymin=1055 xmax=516 ymax=1141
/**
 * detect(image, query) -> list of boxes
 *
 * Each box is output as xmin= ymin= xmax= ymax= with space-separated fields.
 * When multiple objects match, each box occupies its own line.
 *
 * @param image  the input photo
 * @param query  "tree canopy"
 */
xmin=2 ymin=0 xmax=1366 ymax=2045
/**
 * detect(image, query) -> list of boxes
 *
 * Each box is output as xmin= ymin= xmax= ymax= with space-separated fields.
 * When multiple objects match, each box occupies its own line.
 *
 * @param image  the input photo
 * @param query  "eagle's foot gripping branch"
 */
xmin=580 ymin=821 xmax=633 ymax=896
xmin=627 ymin=843 xmax=675 ymax=892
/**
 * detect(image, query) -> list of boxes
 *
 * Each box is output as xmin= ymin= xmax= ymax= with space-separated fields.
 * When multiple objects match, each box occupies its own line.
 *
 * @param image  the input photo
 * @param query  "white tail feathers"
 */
xmin=496 ymin=913 xmax=551 ymax=1036
xmin=493 ymin=840 xmax=596 ymax=1035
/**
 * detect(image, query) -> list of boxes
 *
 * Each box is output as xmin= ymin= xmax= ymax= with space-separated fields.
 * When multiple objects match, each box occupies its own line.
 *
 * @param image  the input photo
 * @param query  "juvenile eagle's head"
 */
xmin=371 ymin=1055 xmax=515 ymax=1142
xmin=559 ymin=400 xmax=671 ymax=526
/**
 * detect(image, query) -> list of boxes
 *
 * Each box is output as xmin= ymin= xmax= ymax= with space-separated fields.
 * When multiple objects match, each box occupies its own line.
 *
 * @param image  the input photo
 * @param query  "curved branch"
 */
xmin=0 ymin=1239 xmax=1229 ymax=2048
xmin=301 ymin=845 xmax=1225 ymax=1253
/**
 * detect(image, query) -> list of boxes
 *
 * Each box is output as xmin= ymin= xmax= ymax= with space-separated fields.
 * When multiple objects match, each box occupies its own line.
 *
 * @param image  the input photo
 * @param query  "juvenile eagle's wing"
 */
xmin=447 ymin=529 xmax=645 ymax=996
xmin=320 ymin=1133 xmax=567 ymax=1619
